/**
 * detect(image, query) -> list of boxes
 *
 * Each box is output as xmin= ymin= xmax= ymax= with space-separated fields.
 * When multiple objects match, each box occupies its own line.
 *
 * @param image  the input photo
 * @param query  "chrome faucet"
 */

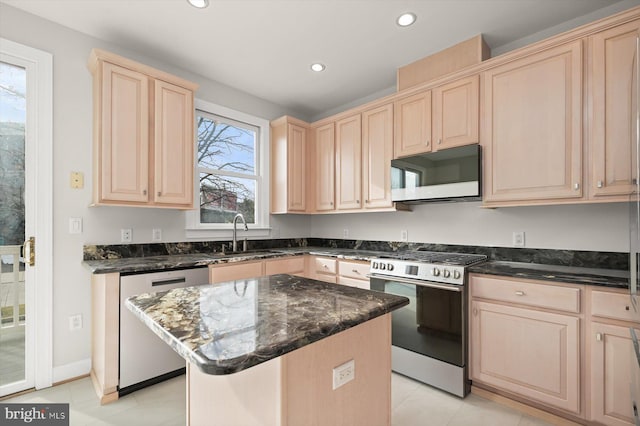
xmin=232 ymin=213 xmax=248 ymax=252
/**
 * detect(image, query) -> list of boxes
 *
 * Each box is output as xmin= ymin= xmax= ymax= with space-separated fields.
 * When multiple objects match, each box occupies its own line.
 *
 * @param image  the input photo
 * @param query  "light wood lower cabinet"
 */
xmin=588 ymin=287 xmax=639 ymax=426
xmin=209 ymin=256 xmax=305 ymax=284
xmin=470 ymin=299 xmax=580 ymax=414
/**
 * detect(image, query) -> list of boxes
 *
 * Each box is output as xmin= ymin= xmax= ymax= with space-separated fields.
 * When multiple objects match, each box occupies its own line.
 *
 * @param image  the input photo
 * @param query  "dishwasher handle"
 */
xmin=151 ymin=277 xmax=186 ymax=287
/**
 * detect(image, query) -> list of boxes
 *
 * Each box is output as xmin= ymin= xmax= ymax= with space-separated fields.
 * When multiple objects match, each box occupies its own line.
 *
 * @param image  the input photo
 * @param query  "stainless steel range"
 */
xmin=369 ymin=250 xmax=487 ymax=397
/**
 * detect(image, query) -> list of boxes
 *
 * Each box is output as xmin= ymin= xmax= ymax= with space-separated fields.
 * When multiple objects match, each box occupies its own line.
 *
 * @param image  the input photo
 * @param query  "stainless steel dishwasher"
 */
xmin=119 ymin=267 xmax=209 ymax=394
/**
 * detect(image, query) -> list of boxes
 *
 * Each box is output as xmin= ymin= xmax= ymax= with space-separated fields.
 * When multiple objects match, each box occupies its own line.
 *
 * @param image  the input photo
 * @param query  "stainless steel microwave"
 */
xmin=391 ymin=145 xmax=481 ymax=203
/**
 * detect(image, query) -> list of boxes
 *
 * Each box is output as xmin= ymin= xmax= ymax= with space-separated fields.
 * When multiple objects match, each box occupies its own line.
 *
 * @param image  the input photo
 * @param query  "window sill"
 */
xmin=185 ymin=227 xmax=272 ymax=240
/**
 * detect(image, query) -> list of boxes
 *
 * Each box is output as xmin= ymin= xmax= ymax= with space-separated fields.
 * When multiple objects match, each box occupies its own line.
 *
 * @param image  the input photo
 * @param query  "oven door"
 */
xmin=370 ymin=274 xmax=466 ymax=367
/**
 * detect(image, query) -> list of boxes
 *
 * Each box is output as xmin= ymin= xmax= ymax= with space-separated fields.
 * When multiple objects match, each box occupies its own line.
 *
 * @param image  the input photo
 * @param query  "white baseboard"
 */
xmin=52 ymin=358 xmax=91 ymax=384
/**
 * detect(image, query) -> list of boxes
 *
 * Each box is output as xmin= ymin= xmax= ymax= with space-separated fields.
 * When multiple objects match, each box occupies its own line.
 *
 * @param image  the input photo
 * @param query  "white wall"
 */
xmin=310 ymin=202 xmax=630 ymax=253
xmin=0 ymin=4 xmax=308 ymax=377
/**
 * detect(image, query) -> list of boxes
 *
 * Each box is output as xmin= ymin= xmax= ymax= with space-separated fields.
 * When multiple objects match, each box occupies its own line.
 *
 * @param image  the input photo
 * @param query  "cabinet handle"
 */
xmin=330 ymin=202 xmax=333 ymax=206
xmin=473 ymin=308 xmax=478 ymax=316
xmin=143 ymin=189 xmax=147 ymax=195
xmin=426 ymin=140 xmax=430 ymax=146
xmin=323 ymin=264 xmax=328 ymax=269
xmin=596 ymin=180 xmax=603 ymax=188
xmin=437 ymin=139 xmax=442 ymax=145
xmin=157 ymin=191 xmax=161 ymax=196
xmin=573 ymin=183 xmax=580 ymax=190
xmin=596 ymin=332 xmax=603 ymax=342
xmin=356 ymin=200 xmax=360 ymax=204
xmin=352 ymin=269 xmax=360 ymax=274
xmin=365 ymin=199 xmax=369 ymax=203
xmin=515 ymin=291 xmax=525 ymax=296
xmin=627 ymin=305 xmax=631 ymax=311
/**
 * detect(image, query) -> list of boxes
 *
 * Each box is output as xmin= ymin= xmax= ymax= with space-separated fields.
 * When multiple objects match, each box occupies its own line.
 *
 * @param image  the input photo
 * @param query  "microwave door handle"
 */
xmin=368 ymin=274 xmax=462 ymax=292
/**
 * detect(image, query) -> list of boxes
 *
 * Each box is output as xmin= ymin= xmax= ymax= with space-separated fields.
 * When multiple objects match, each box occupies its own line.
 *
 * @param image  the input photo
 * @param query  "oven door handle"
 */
xmin=367 ymin=274 xmax=463 ymax=292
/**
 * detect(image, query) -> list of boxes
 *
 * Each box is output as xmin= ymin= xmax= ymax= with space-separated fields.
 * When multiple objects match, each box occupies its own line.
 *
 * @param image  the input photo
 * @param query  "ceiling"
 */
xmin=1 ymin=0 xmax=635 ymax=120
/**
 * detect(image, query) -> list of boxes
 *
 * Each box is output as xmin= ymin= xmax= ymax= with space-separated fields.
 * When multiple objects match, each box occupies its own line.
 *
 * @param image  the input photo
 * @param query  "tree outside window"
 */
xmin=196 ymin=111 xmax=259 ymax=224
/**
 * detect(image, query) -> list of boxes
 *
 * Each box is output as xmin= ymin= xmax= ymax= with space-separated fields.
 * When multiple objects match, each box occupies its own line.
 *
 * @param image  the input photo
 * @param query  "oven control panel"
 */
xmin=370 ymin=259 xmax=465 ymax=286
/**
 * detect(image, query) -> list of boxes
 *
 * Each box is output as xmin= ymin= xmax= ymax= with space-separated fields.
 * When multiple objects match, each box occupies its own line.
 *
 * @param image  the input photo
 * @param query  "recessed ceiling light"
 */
xmin=310 ymin=63 xmax=326 ymax=72
xmin=397 ymin=12 xmax=417 ymax=27
xmin=187 ymin=0 xmax=209 ymax=9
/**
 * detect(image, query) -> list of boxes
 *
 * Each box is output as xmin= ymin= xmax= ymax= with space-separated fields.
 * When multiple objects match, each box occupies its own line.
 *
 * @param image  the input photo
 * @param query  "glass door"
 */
xmin=0 ymin=60 xmax=29 ymax=394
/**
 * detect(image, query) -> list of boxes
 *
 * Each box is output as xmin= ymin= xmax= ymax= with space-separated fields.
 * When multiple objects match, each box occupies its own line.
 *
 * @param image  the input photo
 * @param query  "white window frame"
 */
xmin=186 ymin=99 xmax=270 ymax=239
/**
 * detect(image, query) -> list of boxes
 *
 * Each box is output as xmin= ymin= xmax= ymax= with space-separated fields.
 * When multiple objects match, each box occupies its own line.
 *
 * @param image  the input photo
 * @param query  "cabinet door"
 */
xmin=482 ymin=41 xmax=583 ymax=203
xmin=99 ymin=62 xmax=149 ymax=203
xmin=335 ymin=114 xmax=362 ymax=210
xmin=287 ymin=123 xmax=307 ymax=211
xmin=394 ymin=91 xmax=432 ymax=158
xmin=362 ymin=103 xmax=393 ymax=209
xmin=433 ymin=75 xmax=479 ymax=150
xmin=264 ymin=257 xmax=305 ymax=276
xmin=590 ymin=20 xmax=639 ymax=199
xmin=315 ymin=123 xmax=335 ymax=211
xmin=209 ymin=261 xmax=264 ymax=284
xmin=470 ymin=301 xmax=580 ymax=413
xmin=153 ymin=79 xmax=194 ymax=206
xmin=590 ymin=322 xmax=636 ymax=426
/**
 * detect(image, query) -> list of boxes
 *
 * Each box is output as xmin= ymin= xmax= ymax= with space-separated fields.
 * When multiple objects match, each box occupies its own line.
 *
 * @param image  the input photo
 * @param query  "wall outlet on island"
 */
xmin=333 ymin=359 xmax=355 ymax=390
xmin=513 ymin=231 xmax=525 ymax=247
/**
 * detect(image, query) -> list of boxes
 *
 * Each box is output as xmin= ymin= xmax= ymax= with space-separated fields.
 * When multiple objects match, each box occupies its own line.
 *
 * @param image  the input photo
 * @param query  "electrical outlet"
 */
xmin=152 ymin=228 xmax=162 ymax=242
xmin=69 ymin=314 xmax=82 ymax=331
xmin=343 ymin=228 xmax=349 ymax=238
xmin=400 ymin=229 xmax=408 ymax=242
xmin=513 ymin=231 xmax=525 ymax=247
xmin=121 ymin=228 xmax=132 ymax=243
xmin=333 ymin=359 xmax=355 ymax=390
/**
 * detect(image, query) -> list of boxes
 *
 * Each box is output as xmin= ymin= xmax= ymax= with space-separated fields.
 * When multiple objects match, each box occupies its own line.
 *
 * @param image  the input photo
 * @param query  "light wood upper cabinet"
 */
xmin=314 ymin=123 xmax=336 ymax=211
xmin=270 ymin=117 xmax=308 ymax=213
xmin=589 ymin=20 xmax=640 ymax=200
xmin=433 ymin=75 xmax=479 ymax=150
xmin=362 ymin=103 xmax=394 ymax=209
xmin=153 ymin=80 xmax=194 ymax=206
xmin=394 ymin=91 xmax=432 ymax=157
xmin=482 ymin=40 xmax=583 ymax=204
xmin=335 ymin=114 xmax=362 ymax=210
xmin=88 ymin=49 xmax=198 ymax=209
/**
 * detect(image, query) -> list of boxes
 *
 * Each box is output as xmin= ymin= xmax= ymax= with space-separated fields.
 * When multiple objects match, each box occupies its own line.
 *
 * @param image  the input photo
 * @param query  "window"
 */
xmin=186 ymin=99 xmax=270 ymax=237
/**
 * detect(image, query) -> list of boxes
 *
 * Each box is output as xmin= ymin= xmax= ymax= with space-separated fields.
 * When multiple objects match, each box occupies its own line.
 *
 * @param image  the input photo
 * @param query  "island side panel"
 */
xmin=187 ymin=357 xmax=282 ymax=426
xmin=90 ymin=272 xmax=120 ymax=404
xmin=282 ymin=313 xmax=392 ymax=426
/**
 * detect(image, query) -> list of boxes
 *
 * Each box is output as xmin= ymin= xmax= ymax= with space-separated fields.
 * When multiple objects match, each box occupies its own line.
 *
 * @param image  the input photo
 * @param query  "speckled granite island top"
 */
xmin=125 ymin=274 xmax=409 ymax=375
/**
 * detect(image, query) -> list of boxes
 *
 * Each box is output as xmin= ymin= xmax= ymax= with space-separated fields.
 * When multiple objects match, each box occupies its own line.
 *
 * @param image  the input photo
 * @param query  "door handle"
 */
xmin=23 ymin=236 xmax=35 ymax=267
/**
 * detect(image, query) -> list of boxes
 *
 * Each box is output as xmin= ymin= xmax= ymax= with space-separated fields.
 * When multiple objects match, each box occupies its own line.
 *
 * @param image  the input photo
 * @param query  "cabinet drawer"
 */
xmin=314 ymin=273 xmax=337 ymax=284
xmin=314 ymin=257 xmax=337 ymax=275
xmin=338 ymin=276 xmax=370 ymax=289
xmin=470 ymin=275 xmax=580 ymax=313
xmin=338 ymin=260 xmax=370 ymax=280
xmin=591 ymin=290 xmax=635 ymax=322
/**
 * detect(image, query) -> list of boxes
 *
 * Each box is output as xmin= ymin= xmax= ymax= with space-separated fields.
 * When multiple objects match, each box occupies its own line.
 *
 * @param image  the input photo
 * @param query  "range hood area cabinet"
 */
xmin=394 ymin=74 xmax=479 ymax=158
xmin=88 ymin=49 xmax=198 ymax=209
xmin=482 ymin=16 xmax=640 ymax=207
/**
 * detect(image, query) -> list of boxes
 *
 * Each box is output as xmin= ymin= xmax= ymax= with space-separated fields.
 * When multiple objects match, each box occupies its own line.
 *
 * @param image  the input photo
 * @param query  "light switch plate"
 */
xmin=152 ymin=228 xmax=162 ymax=242
xmin=69 ymin=217 xmax=82 ymax=234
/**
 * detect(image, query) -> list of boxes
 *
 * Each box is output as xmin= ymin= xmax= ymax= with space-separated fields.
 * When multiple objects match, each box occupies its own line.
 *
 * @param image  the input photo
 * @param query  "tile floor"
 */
xmin=2 ymin=373 xmax=554 ymax=426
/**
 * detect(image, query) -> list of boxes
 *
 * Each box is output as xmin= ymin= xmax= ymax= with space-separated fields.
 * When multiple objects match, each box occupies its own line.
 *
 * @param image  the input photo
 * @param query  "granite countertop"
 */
xmin=469 ymin=261 xmax=630 ymax=289
xmin=82 ymin=247 xmax=390 ymax=275
xmin=125 ymin=274 xmax=409 ymax=375
xmin=84 ymin=246 xmax=629 ymax=289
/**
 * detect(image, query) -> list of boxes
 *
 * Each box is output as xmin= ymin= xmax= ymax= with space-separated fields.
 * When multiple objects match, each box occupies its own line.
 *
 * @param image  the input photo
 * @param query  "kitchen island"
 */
xmin=125 ymin=274 xmax=409 ymax=426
